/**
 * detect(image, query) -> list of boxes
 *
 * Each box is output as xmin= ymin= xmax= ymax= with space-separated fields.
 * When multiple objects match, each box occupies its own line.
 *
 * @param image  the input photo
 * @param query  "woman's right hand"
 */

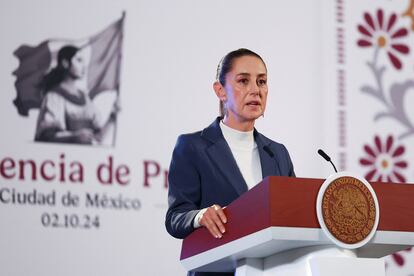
xmin=199 ymin=204 xmax=227 ymax=239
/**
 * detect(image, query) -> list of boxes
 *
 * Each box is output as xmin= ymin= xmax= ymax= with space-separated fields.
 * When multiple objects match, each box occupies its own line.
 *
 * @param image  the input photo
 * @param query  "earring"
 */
xmin=223 ymin=101 xmax=228 ymax=117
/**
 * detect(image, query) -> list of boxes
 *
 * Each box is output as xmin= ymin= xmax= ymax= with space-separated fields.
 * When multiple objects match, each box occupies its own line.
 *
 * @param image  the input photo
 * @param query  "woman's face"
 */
xmin=68 ymin=51 xmax=85 ymax=79
xmin=221 ymin=55 xmax=268 ymax=126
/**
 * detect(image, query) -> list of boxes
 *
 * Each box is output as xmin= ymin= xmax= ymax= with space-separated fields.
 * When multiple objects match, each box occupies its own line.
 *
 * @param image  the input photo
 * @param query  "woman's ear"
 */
xmin=61 ymin=59 xmax=70 ymax=69
xmin=213 ymin=81 xmax=226 ymax=102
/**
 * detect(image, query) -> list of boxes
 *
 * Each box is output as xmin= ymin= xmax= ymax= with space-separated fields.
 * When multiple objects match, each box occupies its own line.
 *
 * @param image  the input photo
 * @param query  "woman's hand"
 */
xmin=199 ymin=204 xmax=227 ymax=239
xmin=108 ymin=98 xmax=121 ymax=120
xmin=73 ymin=128 xmax=95 ymax=144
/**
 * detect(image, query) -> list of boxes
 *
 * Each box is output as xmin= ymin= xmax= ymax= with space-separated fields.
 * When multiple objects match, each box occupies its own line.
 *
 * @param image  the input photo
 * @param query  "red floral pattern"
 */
xmin=359 ymin=135 xmax=407 ymax=182
xmin=357 ymin=9 xmax=410 ymax=69
xmin=387 ymin=248 xmax=413 ymax=269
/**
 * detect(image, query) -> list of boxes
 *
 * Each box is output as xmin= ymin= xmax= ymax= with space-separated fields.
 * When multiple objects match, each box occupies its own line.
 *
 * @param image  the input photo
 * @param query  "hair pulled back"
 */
xmin=216 ymin=48 xmax=266 ymax=117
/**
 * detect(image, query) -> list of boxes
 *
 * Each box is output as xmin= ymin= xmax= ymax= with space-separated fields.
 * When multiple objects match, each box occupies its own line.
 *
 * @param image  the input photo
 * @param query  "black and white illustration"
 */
xmin=12 ymin=14 xmax=124 ymax=146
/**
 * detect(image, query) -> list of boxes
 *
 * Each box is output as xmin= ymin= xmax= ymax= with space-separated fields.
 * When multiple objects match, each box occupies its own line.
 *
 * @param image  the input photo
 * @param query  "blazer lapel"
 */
xmin=255 ymin=131 xmax=281 ymax=178
xmin=202 ymin=118 xmax=248 ymax=196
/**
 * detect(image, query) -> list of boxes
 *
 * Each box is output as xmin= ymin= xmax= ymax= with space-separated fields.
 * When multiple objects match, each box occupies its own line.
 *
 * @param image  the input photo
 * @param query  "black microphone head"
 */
xmin=317 ymin=149 xmax=331 ymax=162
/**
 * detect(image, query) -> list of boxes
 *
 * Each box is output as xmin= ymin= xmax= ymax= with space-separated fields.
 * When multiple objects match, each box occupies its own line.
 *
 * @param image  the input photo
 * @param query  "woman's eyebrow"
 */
xmin=235 ymin=72 xmax=250 ymax=77
xmin=235 ymin=72 xmax=267 ymax=77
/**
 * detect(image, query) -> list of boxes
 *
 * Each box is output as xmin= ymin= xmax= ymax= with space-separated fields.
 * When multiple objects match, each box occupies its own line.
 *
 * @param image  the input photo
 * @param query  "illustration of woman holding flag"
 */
xmin=35 ymin=45 xmax=116 ymax=145
xmin=12 ymin=15 xmax=124 ymax=146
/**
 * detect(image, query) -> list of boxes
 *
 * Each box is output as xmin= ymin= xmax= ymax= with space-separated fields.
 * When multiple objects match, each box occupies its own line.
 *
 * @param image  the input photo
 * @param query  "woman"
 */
xmin=35 ymin=45 xmax=110 ymax=144
xmin=165 ymin=49 xmax=295 ymax=275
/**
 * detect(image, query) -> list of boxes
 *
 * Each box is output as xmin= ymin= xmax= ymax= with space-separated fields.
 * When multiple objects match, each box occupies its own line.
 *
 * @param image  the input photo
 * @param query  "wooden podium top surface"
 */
xmin=181 ymin=176 xmax=414 ymax=260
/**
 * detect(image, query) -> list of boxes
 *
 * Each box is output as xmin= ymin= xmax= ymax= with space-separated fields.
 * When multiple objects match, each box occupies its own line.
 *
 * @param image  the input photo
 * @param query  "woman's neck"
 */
xmin=222 ymin=115 xmax=255 ymax=132
xmin=54 ymin=80 xmax=86 ymax=105
xmin=60 ymin=79 xmax=79 ymax=96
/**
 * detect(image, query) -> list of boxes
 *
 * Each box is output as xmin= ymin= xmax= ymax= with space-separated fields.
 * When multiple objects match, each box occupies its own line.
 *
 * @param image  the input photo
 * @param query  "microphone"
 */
xmin=317 ymin=149 xmax=338 ymax=173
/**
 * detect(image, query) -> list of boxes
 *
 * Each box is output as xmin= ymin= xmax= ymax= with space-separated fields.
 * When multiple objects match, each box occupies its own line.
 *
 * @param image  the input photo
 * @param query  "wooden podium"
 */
xmin=180 ymin=176 xmax=414 ymax=275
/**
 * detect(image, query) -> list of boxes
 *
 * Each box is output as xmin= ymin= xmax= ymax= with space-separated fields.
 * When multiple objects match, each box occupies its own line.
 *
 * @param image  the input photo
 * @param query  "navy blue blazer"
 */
xmin=165 ymin=117 xmax=295 ymax=240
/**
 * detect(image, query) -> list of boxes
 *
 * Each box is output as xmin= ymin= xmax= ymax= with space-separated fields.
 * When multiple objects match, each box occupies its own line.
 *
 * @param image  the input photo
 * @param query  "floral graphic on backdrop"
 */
xmin=390 ymin=248 xmax=413 ymax=267
xmin=357 ymin=9 xmax=409 ymax=69
xmin=357 ymin=8 xmax=414 ymax=140
xmin=359 ymin=135 xmax=407 ymax=182
xmin=356 ymin=1 xmax=414 ymax=271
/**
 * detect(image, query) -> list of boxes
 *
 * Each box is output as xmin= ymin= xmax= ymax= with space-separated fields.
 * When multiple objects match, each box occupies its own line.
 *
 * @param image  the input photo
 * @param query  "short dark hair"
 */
xmin=216 ymin=48 xmax=266 ymax=85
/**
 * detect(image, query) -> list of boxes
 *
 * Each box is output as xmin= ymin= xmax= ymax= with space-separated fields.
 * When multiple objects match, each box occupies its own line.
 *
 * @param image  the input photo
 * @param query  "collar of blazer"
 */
xmin=200 ymin=117 xmax=281 ymax=195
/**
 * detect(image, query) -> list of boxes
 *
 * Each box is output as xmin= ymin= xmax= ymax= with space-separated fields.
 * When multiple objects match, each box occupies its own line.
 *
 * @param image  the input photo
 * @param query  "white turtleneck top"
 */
xmin=193 ymin=121 xmax=263 ymax=228
xmin=219 ymin=121 xmax=263 ymax=189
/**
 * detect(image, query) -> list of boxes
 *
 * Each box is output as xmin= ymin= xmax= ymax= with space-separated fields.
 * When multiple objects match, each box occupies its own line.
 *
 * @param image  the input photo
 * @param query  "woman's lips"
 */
xmin=246 ymin=100 xmax=260 ymax=106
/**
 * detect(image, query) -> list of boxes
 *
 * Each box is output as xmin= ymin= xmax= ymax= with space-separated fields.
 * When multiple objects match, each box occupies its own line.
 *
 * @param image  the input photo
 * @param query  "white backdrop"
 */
xmin=0 ymin=0 xmax=412 ymax=275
